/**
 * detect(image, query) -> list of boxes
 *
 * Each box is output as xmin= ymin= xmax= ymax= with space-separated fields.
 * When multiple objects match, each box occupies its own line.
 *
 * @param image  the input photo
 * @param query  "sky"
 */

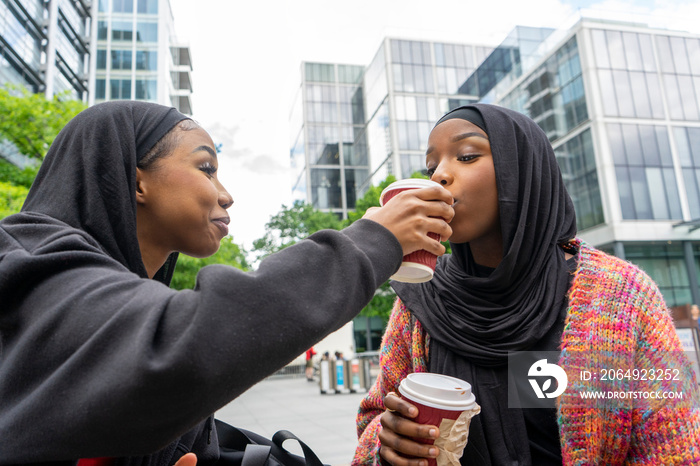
xmin=167 ymin=0 xmax=699 ymax=251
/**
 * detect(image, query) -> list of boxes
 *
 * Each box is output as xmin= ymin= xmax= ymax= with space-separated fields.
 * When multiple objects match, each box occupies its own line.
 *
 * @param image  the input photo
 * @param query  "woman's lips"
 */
xmin=212 ymin=217 xmax=230 ymax=236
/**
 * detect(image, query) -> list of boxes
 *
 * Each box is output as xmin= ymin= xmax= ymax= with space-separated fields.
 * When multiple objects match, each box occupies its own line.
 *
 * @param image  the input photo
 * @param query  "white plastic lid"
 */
xmin=398 ymin=372 xmax=476 ymax=411
xmin=391 ymin=262 xmax=434 ymax=283
xmin=379 ymin=179 xmax=442 ymax=206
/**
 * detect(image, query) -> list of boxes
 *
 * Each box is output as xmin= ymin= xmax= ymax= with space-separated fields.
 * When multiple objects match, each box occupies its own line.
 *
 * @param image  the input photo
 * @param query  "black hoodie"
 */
xmin=0 ymin=101 xmax=401 ymax=464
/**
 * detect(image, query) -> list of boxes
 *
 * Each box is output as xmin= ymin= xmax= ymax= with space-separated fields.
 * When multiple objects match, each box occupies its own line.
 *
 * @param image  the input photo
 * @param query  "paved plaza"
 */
xmin=216 ymin=376 xmax=369 ymax=466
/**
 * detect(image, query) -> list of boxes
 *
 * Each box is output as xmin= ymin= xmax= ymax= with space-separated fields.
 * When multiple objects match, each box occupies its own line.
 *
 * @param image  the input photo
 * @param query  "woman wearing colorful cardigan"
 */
xmin=353 ymin=104 xmax=700 ymax=465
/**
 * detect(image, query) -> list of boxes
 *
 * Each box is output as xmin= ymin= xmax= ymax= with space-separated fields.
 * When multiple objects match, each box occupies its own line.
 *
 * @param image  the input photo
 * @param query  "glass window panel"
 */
xmin=591 ymin=29 xmax=610 ymax=68
xmin=622 ymin=32 xmax=643 ymax=71
xmin=629 ymin=71 xmax=651 ymax=118
xmin=607 ymin=123 xmax=627 ymax=165
xmin=400 ymin=41 xmax=411 ymax=64
xmin=670 ymin=36 xmax=690 ymax=75
xmin=634 ymin=34 xmax=654 ymax=72
xmin=688 ymin=39 xmax=700 ymax=75
xmin=98 ymin=21 xmax=108 ymax=40
xmin=434 ymin=43 xmax=445 ymax=66
xmin=677 ymin=75 xmax=700 ymax=120
xmin=663 ymin=74 xmax=684 ymax=120
xmin=606 ymin=30 xmax=626 ymax=69
xmin=684 ymin=169 xmax=700 ymax=218
xmin=598 ymin=70 xmax=618 ymax=116
xmin=621 ymin=124 xmax=643 ymax=165
xmin=112 ymin=21 xmax=133 ymax=41
xmin=656 ymin=36 xmax=675 ymax=73
xmin=404 ymin=96 xmax=417 ymax=120
xmin=612 ymin=71 xmax=634 ymax=117
xmin=311 ymin=169 xmax=342 ymax=209
xmin=96 ymin=50 xmax=106 ymax=69
xmin=689 ymin=127 xmax=700 ymax=165
xmin=662 ymin=168 xmax=682 ymax=219
xmin=646 ymin=168 xmax=669 ymax=219
xmin=137 ymin=0 xmax=158 ymax=13
xmin=95 ymin=79 xmax=106 ymax=99
xmin=645 ymin=73 xmax=665 ymax=119
xmin=392 ymin=64 xmax=404 ymax=92
xmin=629 ymin=166 xmax=652 ymax=218
xmin=655 ymin=127 xmax=673 ymax=166
xmin=674 ymin=127 xmax=692 ymax=167
xmin=398 ymin=121 xmax=409 ymax=150
xmin=639 ymin=125 xmax=661 ymax=166
xmin=616 ymin=166 xmax=636 ymax=219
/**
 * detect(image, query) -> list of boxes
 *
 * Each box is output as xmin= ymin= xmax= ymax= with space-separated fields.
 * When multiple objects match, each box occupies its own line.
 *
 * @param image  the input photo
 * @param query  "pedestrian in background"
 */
xmin=305 ymin=347 xmax=317 ymax=381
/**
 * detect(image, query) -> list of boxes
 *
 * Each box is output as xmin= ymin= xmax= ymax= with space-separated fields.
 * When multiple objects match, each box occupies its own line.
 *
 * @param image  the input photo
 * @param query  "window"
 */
xmin=609 ymin=123 xmax=681 ymax=220
xmin=112 ymin=21 xmax=133 ymax=42
xmin=137 ymin=0 xmax=158 ymax=14
xmin=135 ymin=79 xmax=157 ymax=100
xmin=110 ymin=79 xmax=131 ymax=99
xmin=112 ymin=0 xmax=133 ymax=13
xmin=136 ymin=50 xmax=157 ymax=70
xmin=136 ymin=22 xmax=158 ymax=43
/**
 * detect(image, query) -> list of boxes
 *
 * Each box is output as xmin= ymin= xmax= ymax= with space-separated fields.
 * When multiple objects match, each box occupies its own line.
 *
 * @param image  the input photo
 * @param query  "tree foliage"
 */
xmin=170 ymin=236 xmax=250 ymax=290
xmin=0 ymin=86 xmax=86 ymax=161
xmin=0 ymin=87 xmax=86 ymax=220
xmin=252 ymin=200 xmax=344 ymax=260
xmin=0 ymin=181 xmax=29 ymax=219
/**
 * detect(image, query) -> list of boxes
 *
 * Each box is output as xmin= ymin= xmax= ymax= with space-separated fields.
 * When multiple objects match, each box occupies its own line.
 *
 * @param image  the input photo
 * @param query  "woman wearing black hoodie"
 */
xmin=0 ymin=101 xmax=454 ymax=465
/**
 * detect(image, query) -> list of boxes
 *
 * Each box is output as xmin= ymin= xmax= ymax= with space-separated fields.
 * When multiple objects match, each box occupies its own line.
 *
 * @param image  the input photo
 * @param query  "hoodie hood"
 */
xmin=21 ymin=101 xmax=189 ymax=282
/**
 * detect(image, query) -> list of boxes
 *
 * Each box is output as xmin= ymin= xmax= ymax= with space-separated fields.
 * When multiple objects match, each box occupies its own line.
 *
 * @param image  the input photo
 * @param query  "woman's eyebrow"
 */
xmin=426 ymin=131 xmax=489 ymax=156
xmin=194 ymin=145 xmax=217 ymax=158
xmin=451 ymin=132 xmax=488 ymax=143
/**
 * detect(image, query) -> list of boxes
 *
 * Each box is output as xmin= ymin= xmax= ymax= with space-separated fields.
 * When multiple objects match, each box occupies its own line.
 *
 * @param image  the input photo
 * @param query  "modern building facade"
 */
xmin=91 ymin=0 xmax=192 ymax=114
xmin=0 ymin=0 xmax=92 ymax=101
xmin=491 ymin=18 xmax=700 ymax=311
xmin=291 ymin=18 xmax=700 ymax=328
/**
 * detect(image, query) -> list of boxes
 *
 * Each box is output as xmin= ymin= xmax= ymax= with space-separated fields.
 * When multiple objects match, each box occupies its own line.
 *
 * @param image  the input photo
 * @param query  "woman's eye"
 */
xmin=457 ymin=154 xmax=478 ymax=162
xmin=199 ymin=163 xmax=217 ymax=176
xmin=426 ymin=167 xmax=436 ymax=177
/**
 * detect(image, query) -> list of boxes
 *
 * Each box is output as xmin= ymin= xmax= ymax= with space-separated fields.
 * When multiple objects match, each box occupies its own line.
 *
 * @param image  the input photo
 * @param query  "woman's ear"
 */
xmin=135 ymin=168 xmax=147 ymax=205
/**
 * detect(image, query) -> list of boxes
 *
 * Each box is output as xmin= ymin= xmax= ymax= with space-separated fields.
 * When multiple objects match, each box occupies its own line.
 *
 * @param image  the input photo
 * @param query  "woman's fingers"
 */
xmin=379 ymin=393 xmax=439 ymax=465
xmin=173 ymin=453 xmax=197 ymax=466
xmin=363 ymin=186 xmax=455 ymax=256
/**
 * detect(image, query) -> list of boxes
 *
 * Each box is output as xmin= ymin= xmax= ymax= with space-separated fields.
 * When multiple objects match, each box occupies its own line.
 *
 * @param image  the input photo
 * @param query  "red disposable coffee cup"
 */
xmin=398 ymin=373 xmax=480 ymax=466
xmin=379 ymin=179 xmax=443 ymax=283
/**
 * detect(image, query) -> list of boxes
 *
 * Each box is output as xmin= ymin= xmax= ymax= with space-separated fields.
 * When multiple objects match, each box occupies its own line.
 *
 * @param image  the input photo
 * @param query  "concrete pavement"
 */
xmin=215 ymin=376 xmax=369 ymax=466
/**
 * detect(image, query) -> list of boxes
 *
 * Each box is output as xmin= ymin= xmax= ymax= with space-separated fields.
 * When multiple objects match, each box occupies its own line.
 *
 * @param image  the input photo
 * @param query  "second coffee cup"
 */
xmin=379 ymin=179 xmax=443 ymax=283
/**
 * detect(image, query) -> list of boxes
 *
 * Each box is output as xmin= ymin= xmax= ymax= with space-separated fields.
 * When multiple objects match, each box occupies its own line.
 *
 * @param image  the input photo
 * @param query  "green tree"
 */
xmin=0 ymin=86 xmax=86 ymax=220
xmin=0 ymin=86 xmax=85 ymax=161
xmin=252 ymin=200 xmax=343 ymax=260
xmin=170 ymin=236 xmax=250 ymax=290
xmin=0 ymin=181 xmax=29 ymax=219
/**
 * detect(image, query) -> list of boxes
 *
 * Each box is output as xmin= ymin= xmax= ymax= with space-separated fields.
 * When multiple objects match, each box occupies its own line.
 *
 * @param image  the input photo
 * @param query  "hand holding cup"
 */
xmin=379 ymin=392 xmax=441 ymax=466
xmin=363 ymin=180 xmax=454 ymax=281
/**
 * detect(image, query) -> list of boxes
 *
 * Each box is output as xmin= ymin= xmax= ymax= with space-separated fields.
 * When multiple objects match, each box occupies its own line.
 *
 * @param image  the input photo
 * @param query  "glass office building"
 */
xmin=291 ymin=40 xmax=493 ymax=218
xmin=0 ymin=0 xmax=92 ymax=101
xmin=290 ymin=62 xmax=367 ymax=218
xmin=291 ymin=19 xmax=700 ymax=312
xmin=492 ymin=18 xmax=700 ymax=308
xmin=91 ymin=0 xmax=192 ymax=114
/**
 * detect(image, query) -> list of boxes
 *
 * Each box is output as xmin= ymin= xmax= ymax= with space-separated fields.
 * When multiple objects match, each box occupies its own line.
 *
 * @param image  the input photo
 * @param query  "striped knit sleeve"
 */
xmin=352 ymin=299 xmax=428 ymax=465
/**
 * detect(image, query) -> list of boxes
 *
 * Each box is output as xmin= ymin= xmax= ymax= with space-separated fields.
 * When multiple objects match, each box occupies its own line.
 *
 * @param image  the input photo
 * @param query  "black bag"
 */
xmin=215 ymin=420 xmax=328 ymax=466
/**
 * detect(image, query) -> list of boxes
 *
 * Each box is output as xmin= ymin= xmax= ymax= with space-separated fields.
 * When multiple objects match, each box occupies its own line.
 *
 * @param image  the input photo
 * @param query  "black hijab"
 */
xmin=22 ymin=100 xmax=190 ymax=283
xmin=392 ymin=103 xmax=577 ymax=366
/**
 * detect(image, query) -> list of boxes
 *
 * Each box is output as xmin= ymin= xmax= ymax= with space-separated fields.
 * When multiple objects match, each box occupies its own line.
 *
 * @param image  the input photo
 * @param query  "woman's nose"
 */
xmin=219 ymin=187 xmax=234 ymax=210
xmin=431 ymin=164 xmax=453 ymax=186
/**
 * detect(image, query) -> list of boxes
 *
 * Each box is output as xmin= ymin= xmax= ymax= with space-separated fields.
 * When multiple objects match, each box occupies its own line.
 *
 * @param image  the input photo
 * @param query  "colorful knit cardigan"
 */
xmin=353 ymin=243 xmax=700 ymax=465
